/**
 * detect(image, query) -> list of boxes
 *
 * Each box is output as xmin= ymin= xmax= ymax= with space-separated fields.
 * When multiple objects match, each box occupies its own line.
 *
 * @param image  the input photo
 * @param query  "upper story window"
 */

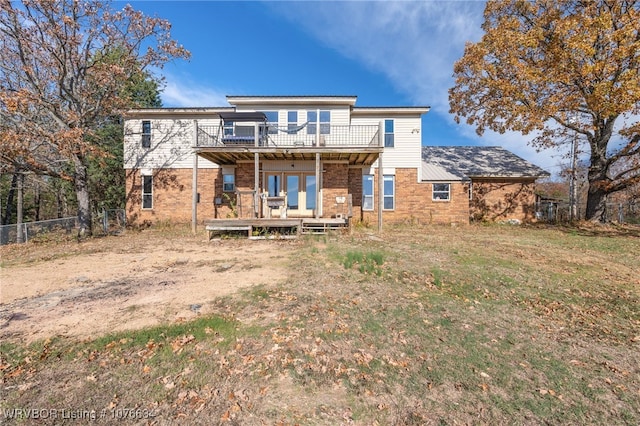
xmin=307 ymin=110 xmax=331 ymax=135
xmin=433 ymin=183 xmax=451 ymax=201
xmin=263 ymin=111 xmax=278 ymax=134
xmin=141 ymin=120 xmax=151 ymax=148
xmin=384 ymin=119 xmax=394 ymax=147
xmin=223 ymin=120 xmax=234 ymax=136
xmin=287 ymin=111 xmax=298 ymax=133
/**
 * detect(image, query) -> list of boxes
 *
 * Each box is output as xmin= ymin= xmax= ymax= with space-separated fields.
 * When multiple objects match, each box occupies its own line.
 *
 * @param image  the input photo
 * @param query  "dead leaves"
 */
xmin=171 ymin=334 xmax=195 ymax=354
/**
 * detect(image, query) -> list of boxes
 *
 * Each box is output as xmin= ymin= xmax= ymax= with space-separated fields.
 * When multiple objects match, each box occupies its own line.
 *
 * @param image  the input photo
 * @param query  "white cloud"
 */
xmin=269 ymin=1 xmax=484 ymax=112
xmin=160 ymin=74 xmax=229 ymax=108
xmin=268 ymin=1 xmax=564 ymax=175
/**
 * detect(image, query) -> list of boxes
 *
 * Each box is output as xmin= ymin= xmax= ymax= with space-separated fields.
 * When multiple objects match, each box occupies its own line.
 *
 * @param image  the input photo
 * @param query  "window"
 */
xmin=223 ymin=173 xmax=235 ymax=192
xmin=142 ymin=120 xmax=151 ymax=148
xmin=263 ymin=111 xmax=278 ymax=134
xmin=142 ymin=175 xmax=153 ymax=209
xmin=362 ymin=174 xmax=374 ymax=211
xmin=433 ymin=183 xmax=451 ymax=201
xmin=287 ymin=111 xmax=298 ymax=133
xmin=307 ymin=110 xmax=331 ymax=135
xmin=384 ymin=119 xmax=394 ymax=147
xmin=383 ymin=175 xmax=395 ymax=210
xmin=223 ymin=120 xmax=234 ymax=136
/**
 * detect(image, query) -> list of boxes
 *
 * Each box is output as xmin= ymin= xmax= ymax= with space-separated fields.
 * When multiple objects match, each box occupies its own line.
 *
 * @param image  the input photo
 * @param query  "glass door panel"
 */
xmin=267 ymin=174 xmax=281 ymax=197
xmin=305 ymin=175 xmax=316 ymax=211
xmin=286 ymin=175 xmax=299 ymax=210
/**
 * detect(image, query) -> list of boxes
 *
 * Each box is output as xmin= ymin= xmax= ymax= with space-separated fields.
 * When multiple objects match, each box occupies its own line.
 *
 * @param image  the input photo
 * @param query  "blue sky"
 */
xmin=128 ymin=0 xmax=565 ymax=176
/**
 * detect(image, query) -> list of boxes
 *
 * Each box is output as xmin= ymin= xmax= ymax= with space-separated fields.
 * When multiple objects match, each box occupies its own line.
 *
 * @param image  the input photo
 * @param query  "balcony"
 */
xmin=196 ymin=124 xmax=380 ymax=148
xmin=195 ymin=123 xmax=383 ymax=166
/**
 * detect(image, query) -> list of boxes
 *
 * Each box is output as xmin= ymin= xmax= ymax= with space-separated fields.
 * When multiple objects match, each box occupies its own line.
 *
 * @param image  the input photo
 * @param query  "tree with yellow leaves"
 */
xmin=0 ymin=0 xmax=189 ymax=237
xmin=449 ymin=0 xmax=639 ymax=222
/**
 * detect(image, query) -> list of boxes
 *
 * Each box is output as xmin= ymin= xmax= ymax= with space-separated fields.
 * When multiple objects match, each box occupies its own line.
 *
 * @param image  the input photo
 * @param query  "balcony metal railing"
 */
xmin=196 ymin=124 xmax=380 ymax=148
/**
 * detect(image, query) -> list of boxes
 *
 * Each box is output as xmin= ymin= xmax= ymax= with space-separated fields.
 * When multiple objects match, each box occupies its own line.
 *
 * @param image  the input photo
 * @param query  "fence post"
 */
xmin=618 ymin=203 xmax=624 ymax=224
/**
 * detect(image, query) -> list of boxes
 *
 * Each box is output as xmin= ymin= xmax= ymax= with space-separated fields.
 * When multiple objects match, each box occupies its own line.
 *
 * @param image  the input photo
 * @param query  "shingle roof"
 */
xmin=421 ymin=146 xmax=550 ymax=181
xmin=421 ymin=163 xmax=463 ymax=181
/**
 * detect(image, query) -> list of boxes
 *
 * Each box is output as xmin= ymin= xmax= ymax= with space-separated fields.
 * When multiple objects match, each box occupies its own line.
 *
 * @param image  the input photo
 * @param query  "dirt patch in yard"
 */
xmin=0 ymin=229 xmax=295 ymax=343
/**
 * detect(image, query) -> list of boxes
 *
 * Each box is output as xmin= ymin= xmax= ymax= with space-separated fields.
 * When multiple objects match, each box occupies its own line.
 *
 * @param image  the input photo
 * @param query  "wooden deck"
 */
xmin=204 ymin=218 xmax=348 ymax=239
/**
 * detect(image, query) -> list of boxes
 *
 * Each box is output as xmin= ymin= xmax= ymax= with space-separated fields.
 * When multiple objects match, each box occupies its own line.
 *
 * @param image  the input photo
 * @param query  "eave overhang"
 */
xmin=195 ymin=146 xmax=382 ymax=166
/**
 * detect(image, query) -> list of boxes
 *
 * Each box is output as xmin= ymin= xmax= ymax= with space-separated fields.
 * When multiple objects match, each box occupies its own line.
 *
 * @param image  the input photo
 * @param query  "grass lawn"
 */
xmin=1 ymin=223 xmax=639 ymax=425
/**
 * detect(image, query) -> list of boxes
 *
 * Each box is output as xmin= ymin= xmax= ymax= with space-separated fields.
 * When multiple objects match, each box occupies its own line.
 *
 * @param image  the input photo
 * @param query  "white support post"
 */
xmin=254 ymin=152 xmax=260 ymax=218
xmin=377 ymin=120 xmax=384 ymax=233
xmin=192 ymin=152 xmax=198 ymax=234
xmin=192 ymin=120 xmax=199 ymax=234
xmin=254 ymin=122 xmax=259 ymax=147
xmin=315 ymin=108 xmax=320 ymax=146
xmin=315 ymin=152 xmax=320 ymax=218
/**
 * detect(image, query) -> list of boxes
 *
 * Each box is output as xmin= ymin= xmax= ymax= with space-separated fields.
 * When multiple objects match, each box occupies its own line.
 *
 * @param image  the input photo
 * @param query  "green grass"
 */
xmin=340 ymin=249 xmax=385 ymax=276
xmin=2 ymin=223 xmax=639 ymax=424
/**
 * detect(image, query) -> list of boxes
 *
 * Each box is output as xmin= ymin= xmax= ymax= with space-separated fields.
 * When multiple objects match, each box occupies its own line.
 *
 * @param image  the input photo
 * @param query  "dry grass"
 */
xmin=1 ymin=223 xmax=639 ymax=425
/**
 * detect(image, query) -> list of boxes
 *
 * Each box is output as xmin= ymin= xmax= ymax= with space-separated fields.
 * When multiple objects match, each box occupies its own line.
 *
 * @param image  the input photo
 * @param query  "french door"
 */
xmin=265 ymin=172 xmax=317 ymax=217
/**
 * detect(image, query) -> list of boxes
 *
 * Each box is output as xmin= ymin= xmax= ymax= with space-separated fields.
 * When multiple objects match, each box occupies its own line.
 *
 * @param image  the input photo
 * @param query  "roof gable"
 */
xmin=421 ymin=146 xmax=550 ymax=180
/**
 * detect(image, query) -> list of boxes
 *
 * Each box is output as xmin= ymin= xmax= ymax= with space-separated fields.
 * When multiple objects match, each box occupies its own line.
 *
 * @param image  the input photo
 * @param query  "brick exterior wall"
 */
xmin=357 ymin=168 xmax=471 ymax=226
xmin=470 ymin=178 xmax=538 ymax=222
xmin=125 ymin=168 xmax=236 ymax=224
xmin=126 ymin=165 xmax=537 ymax=226
xmin=235 ymin=163 xmax=258 ymax=219
xmin=322 ymin=163 xmax=350 ymax=218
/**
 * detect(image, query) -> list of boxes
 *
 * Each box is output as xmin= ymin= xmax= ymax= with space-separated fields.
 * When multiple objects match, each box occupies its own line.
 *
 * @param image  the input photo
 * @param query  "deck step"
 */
xmin=300 ymin=221 xmax=348 ymax=235
xmin=204 ymin=218 xmax=347 ymax=238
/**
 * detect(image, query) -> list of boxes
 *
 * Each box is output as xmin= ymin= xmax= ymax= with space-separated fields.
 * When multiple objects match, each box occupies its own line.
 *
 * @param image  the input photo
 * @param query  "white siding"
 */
xmin=351 ymin=115 xmax=423 ymax=178
xmin=234 ymin=104 xmax=351 ymax=127
xmin=124 ymin=117 xmax=218 ymax=169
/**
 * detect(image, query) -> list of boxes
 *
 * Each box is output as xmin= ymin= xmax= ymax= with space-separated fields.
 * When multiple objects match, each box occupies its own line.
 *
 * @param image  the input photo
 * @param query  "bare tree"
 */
xmin=0 ymin=0 xmax=189 ymax=237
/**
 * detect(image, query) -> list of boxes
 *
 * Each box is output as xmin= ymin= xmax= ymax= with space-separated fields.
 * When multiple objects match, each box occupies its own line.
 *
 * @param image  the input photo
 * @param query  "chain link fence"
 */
xmin=604 ymin=202 xmax=639 ymax=224
xmin=536 ymin=201 xmax=639 ymax=224
xmin=0 ymin=209 xmax=126 ymax=245
xmin=100 ymin=209 xmax=126 ymax=235
xmin=0 ymin=216 xmax=77 ymax=245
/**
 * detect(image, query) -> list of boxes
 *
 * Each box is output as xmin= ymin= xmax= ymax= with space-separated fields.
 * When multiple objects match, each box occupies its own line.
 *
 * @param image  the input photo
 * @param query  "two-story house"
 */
xmin=123 ymin=95 xmax=548 ymax=233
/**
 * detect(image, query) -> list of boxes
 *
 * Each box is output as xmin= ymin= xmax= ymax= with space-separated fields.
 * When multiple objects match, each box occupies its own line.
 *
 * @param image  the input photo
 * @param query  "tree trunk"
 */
xmin=16 ymin=173 xmax=24 ymax=243
xmin=584 ymin=148 xmax=609 ymax=223
xmin=34 ymin=181 xmax=41 ymax=222
xmin=74 ymin=156 xmax=92 ymax=238
xmin=585 ymin=181 xmax=608 ymax=222
xmin=2 ymin=172 xmax=18 ymax=225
